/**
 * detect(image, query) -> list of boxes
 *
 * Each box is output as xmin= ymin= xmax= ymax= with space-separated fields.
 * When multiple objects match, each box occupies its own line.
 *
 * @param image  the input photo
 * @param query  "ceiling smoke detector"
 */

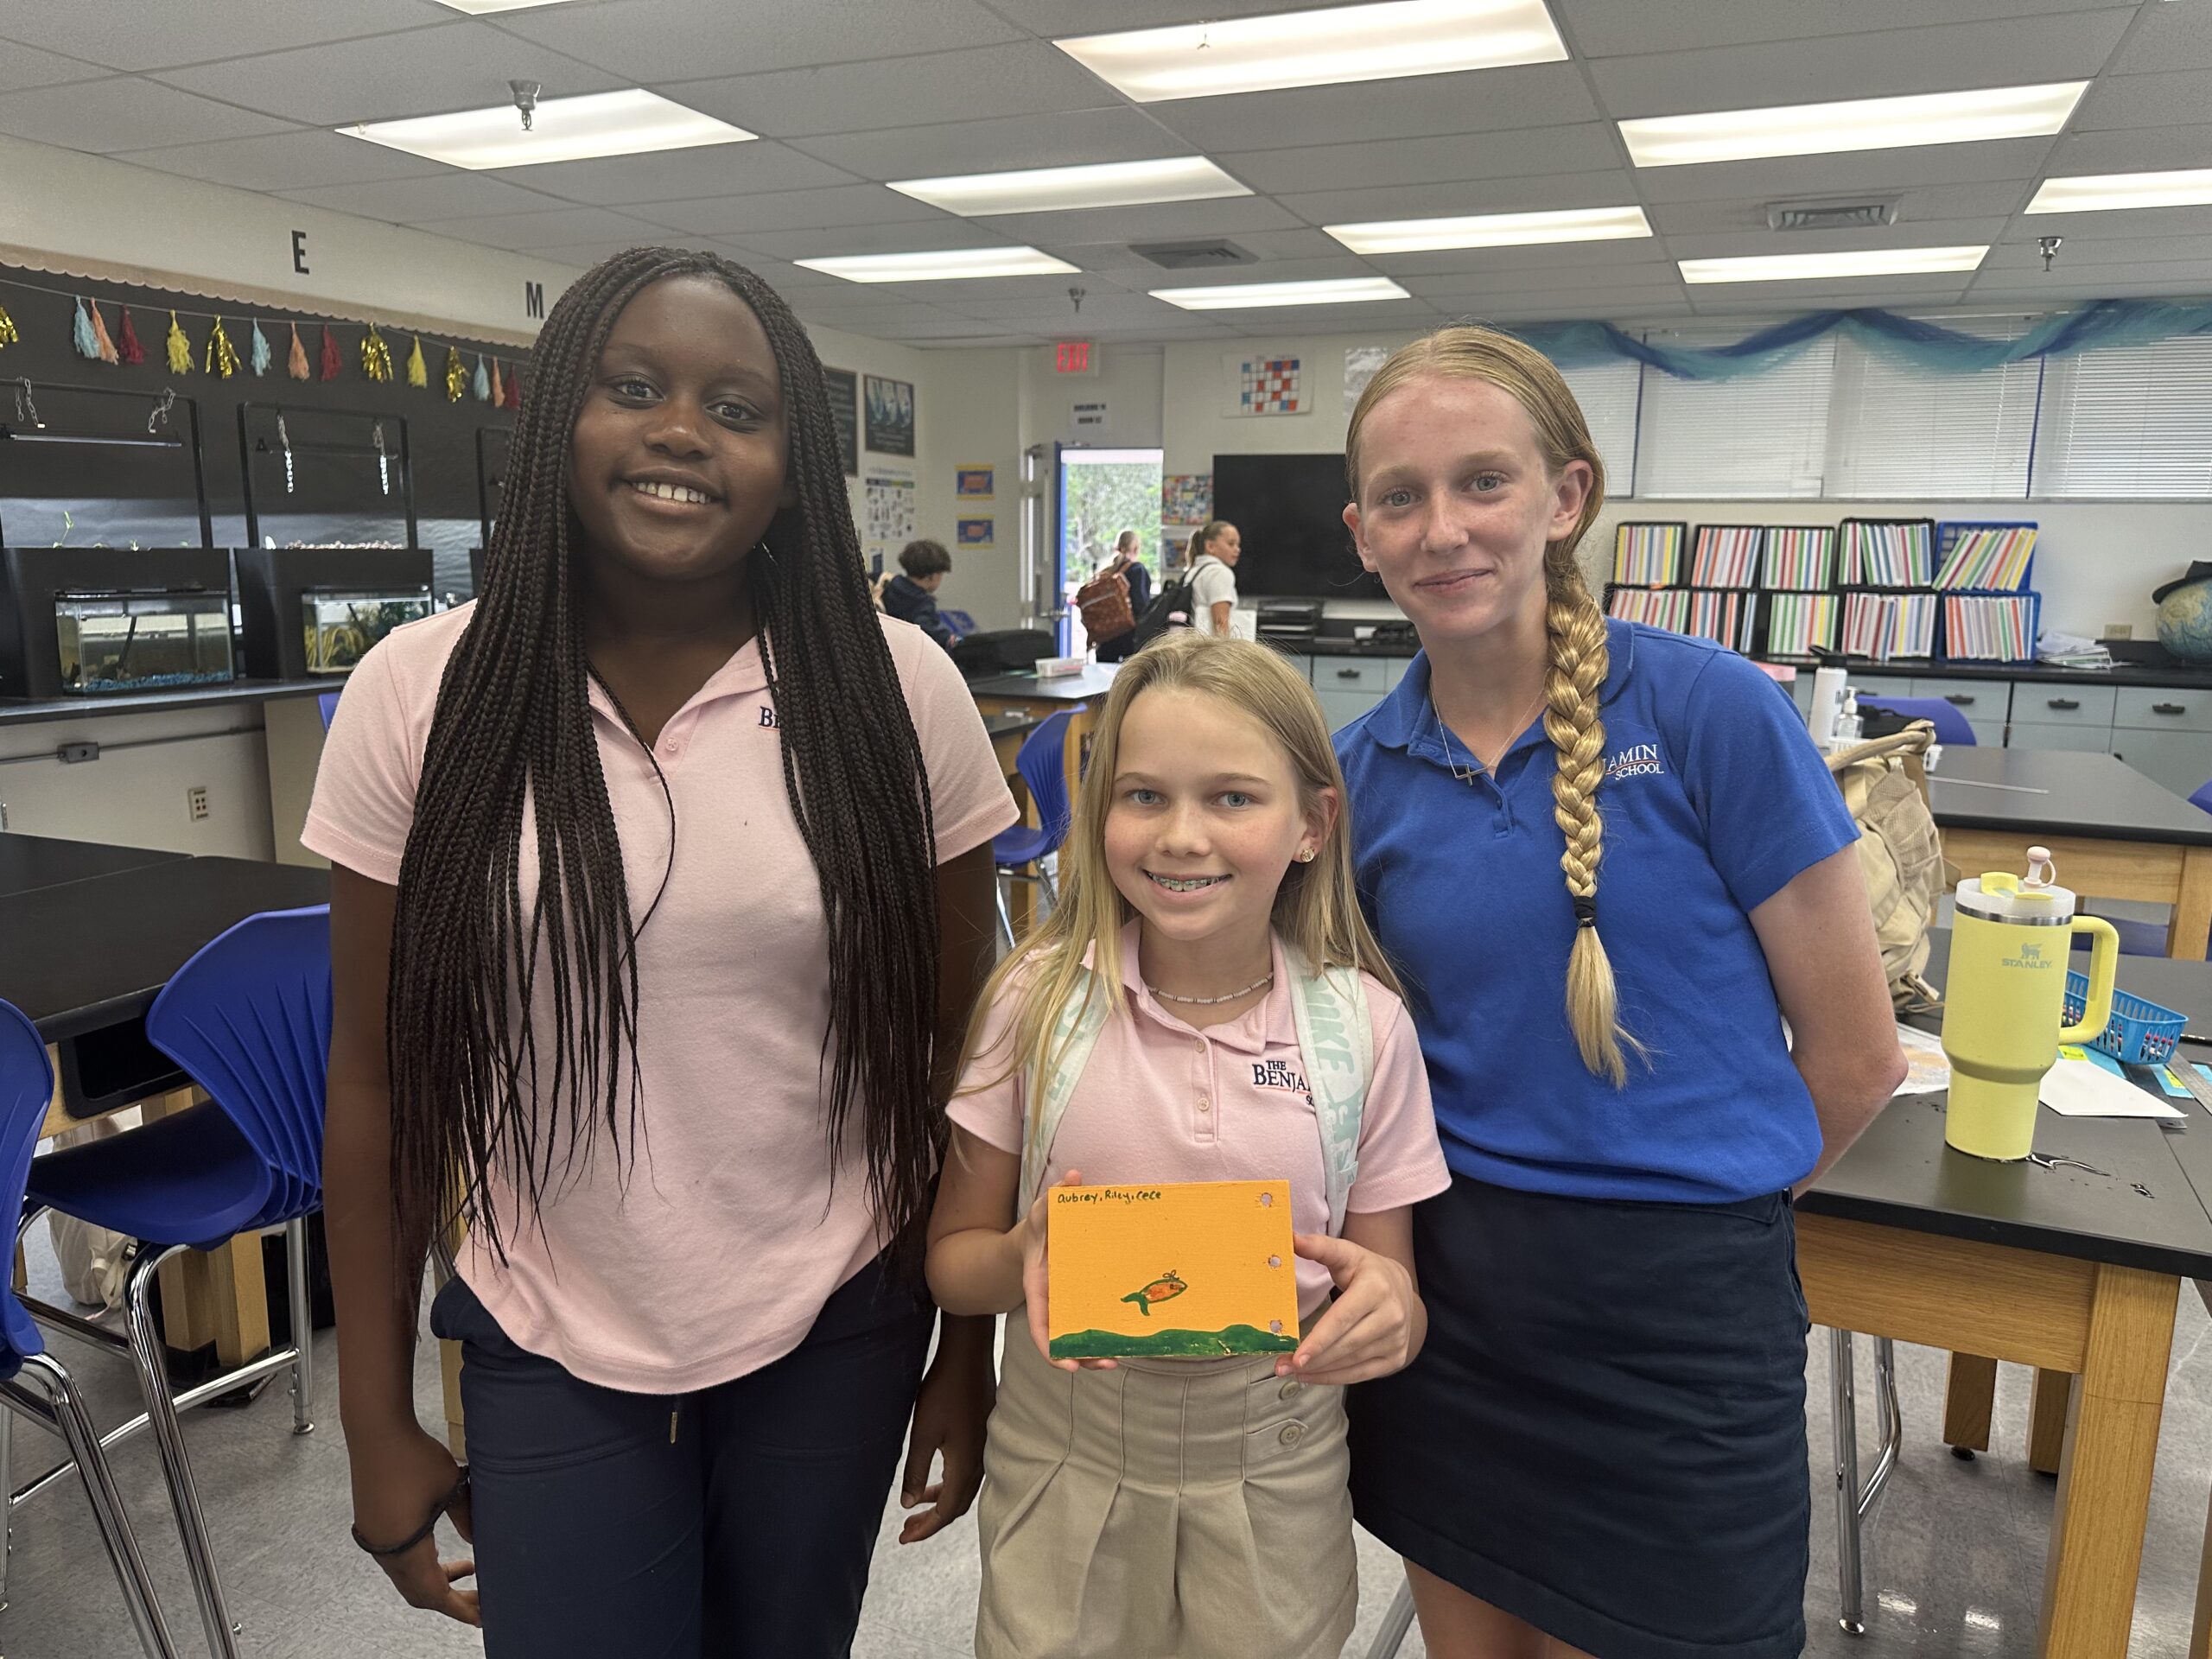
xmin=1765 ymin=200 xmax=1898 ymax=232
xmin=1128 ymin=238 xmax=1257 ymax=269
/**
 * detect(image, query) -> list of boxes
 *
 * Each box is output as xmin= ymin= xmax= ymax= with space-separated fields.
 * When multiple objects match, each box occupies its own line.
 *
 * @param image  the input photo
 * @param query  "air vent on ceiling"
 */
xmin=1129 ymin=239 xmax=1257 ymax=269
xmin=1766 ymin=200 xmax=1898 ymax=232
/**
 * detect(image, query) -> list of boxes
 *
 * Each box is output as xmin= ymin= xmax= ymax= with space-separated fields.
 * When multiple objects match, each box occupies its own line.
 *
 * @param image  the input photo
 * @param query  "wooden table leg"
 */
xmin=2171 ymin=844 xmax=2212 ymax=960
xmin=2190 ymin=1281 xmax=2212 ymax=1659
xmin=2029 ymin=1368 xmax=2071 ymax=1476
xmin=2038 ymin=1263 xmax=2178 ymax=1659
xmin=1943 ymin=1351 xmax=1999 ymax=1452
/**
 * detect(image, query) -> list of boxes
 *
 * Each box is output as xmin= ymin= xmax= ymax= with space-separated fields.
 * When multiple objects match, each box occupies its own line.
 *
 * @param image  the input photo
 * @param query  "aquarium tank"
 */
xmin=54 ymin=590 xmax=235 ymax=695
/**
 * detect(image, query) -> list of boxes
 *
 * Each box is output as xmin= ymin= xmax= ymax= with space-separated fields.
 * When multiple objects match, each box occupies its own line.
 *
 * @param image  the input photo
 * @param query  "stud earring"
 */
xmin=1297 ymin=848 xmax=1317 ymax=863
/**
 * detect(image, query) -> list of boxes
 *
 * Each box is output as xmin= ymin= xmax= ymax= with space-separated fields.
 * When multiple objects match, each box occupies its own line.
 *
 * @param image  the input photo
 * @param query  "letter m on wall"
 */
xmin=524 ymin=281 xmax=545 ymax=320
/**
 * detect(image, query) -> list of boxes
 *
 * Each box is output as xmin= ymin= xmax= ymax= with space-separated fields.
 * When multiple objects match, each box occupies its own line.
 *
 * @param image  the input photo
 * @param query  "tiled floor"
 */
xmin=2 ymin=1230 xmax=2208 ymax=1657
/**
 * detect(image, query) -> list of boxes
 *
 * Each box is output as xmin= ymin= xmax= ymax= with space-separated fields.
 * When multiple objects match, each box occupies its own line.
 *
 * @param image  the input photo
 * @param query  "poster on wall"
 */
xmin=863 ymin=467 xmax=917 ymax=559
xmin=1345 ymin=345 xmax=1389 ymax=403
xmin=955 ymin=465 xmax=994 ymax=499
xmin=1163 ymin=474 xmax=1212 ymax=527
xmin=823 ymin=367 xmax=859 ymax=475
xmin=865 ymin=373 xmax=915 ymax=455
xmin=1224 ymin=353 xmax=1305 ymax=416
xmin=957 ymin=517 xmax=995 ymax=549
xmin=1072 ymin=399 xmax=1108 ymax=430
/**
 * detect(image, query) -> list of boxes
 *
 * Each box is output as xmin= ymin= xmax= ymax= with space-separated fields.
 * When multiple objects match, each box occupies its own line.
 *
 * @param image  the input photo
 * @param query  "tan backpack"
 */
xmin=1826 ymin=721 xmax=1946 ymax=1011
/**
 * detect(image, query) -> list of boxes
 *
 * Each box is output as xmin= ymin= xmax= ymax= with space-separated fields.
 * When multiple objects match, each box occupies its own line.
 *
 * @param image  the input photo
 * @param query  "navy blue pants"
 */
xmin=431 ymin=1261 xmax=934 ymax=1659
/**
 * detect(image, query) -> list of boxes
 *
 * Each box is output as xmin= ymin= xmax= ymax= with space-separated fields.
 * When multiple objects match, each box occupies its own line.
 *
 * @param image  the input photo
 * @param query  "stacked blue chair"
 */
xmin=0 ymin=1001 xmax=183 ymax=1658
xmin=991 ymin=711 xmax=1077 ymax=948
xmin=20 ymin=907 xmax=330 ymax=1659
xmin=1855 ymin=696 xmax=1976 ymax=747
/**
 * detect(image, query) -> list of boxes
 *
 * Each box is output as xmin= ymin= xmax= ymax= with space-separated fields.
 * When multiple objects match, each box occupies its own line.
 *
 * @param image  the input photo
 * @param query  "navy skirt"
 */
xmin=1349 ymin=1174 xmax=1810 ymax=1659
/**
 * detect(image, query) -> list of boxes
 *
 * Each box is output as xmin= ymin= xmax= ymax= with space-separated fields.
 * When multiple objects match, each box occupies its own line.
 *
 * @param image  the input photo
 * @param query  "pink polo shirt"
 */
xmin=304 ymin=603 xmax=1018 ymax=1393
xmin=949 ymin=923 xmax=1449 ymax=1319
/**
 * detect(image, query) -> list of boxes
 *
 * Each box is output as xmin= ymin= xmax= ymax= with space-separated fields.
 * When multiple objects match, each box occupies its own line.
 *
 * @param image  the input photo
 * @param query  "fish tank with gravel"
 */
xmin=302 ymin=588 xmax=434 ymax=676
xmin=54 ymin=590 xmax=235 ymax=694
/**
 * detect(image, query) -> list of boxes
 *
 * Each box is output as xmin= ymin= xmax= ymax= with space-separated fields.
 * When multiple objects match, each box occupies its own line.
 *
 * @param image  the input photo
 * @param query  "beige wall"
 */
xmin=0 ymin=705 xmax=274 ymax=860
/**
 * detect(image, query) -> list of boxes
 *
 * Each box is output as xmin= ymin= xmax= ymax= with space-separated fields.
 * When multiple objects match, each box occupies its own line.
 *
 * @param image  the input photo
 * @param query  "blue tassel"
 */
xmin=473 ymin=353 xmax=491 ymax=402
xmin=72 ymin=299 xmax=99 ymax=359
xmin=250 ymin=321 xmax=271 ymax=376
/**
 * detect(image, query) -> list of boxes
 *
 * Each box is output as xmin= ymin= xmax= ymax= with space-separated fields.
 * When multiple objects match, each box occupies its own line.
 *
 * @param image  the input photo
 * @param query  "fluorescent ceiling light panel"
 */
xmin=1151 ymin=276 xmax=1411 ymax=309
xmin=797 ymin=247 xmax=1079 ymax=283
xmin=1056 ymin=0 xmax=1567 ymax=103
xmin=1620 ymin=82 xmax=2087 ymax=168
xmin=344 ymin=89 xmax=752 ymax=170
xmin=1326 ymin=205 xmax=1650 ymax=254
xmin=1679 ymin=246 xmax=1989 ymax=284
xmin=429 ymin=0 xmax=582 ymax=12
xmin=889 ymin=156 xmax=1250 ymax=216
xmin=2027 ymin=168 xmax=2212 ymax=213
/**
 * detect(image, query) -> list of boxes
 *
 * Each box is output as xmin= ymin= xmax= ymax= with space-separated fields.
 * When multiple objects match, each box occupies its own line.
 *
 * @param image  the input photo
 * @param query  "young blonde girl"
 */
xmin=927 ymin=632 xmax=1449 ymax=1659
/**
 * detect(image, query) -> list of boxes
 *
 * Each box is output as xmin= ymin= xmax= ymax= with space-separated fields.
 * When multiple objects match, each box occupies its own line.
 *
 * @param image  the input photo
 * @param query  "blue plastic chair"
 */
xmin=0 ymin=1003 xmax=184 ymax=1658
xmin=1857 ymin=696 xmax=1976 ymax=747
xmin=22 ymin=907 xmax=331 ymax=1659
xmin=991 ymin=711 xmax=1077 ymax=947
xmin=316 ymin=690 xmax=340 ymax=731
xmin=2097 ymin=774 xmax=2212 ymax=957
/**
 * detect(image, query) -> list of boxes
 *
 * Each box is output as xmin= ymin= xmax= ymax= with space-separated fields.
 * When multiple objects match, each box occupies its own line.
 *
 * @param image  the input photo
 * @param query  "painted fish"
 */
xmin=1121 ymin=1272 xmax=1187 ymax=1317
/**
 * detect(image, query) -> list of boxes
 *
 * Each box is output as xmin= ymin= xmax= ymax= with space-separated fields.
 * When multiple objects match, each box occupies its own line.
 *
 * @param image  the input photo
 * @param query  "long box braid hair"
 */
xmin=385 ymin=248 xmax=940 ymax=1268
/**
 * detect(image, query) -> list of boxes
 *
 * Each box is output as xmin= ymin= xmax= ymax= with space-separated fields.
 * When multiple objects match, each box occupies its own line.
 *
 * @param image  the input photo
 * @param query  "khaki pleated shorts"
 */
xmin=975 ymin=1329 xmax=1357 ymax=1659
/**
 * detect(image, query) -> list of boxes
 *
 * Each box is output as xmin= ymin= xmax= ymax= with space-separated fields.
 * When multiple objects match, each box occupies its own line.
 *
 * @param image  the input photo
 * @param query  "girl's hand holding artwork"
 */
xmin=1280 ymin=1232 xmax=1421 ymax=1387
xmin=1019 ymin=1170 xmax=1119 ymax=1373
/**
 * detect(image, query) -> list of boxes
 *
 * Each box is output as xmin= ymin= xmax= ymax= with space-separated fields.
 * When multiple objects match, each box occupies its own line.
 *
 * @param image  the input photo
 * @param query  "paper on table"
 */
xmin=2157 ymin=1062 xmax=2212 ymax=1099
xmin=1895 ymin=1024 xmax=1948 ymax=1096
xmin=2040 ymin=1054 xmax=2184 ymax=1119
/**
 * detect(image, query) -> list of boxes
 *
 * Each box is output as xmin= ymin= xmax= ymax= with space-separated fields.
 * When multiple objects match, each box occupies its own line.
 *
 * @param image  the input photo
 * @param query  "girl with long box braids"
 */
xmin=308 ymin=248 xmax=1017 ymax=1655
xmin=1331 ymin=327 xmax=1904 ymax=1659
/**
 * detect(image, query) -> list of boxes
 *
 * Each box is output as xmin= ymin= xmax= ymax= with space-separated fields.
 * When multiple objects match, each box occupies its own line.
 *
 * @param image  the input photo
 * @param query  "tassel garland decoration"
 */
xmin=501 ymin=362 xmax=521 ymax=410
xmin=165 ymin=311 xmax=192 ymax=374
xmin=286 ymin=322 xmax=309 ymax=380
xmin=0 ymin=301 xmax=16 ymax=353
xmin=205 ymin=316 xmax=241 ymax=379
xmin=91 ymin=302 xmax=118 ymax=365
xmin=250 ymin=320 xmax=271 ymax=376
xmin=473 ymin=353 xmax=490 ymax=402
xmin=318 ymin=325 xmax=341 ymax=382
xmin=73 ymin=300 xmax=100 ymax=359
xmin=405 ymin=337 xmax=427 ymax=389
xmin=488 ymin=357 xmax=503 ymax=405
xmin=361 ymin=324 xmax=394 ymax=383
xmin=117 ymin=308 xmax=144 ymax=365
xmin=442 ymin=344 xmax=467 ymax=403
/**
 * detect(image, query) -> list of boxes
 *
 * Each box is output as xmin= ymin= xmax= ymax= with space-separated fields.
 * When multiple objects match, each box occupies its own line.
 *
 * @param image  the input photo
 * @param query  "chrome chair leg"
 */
xmin=1365 ymin=1576 xmax=1418 ymax=1657
xmin=3 ymin=1353 xmax=185 ymax=1659
xmin=1832 ymin=1328 xmax=1866 ymax=1636
xmin=994 ymin=875 xmax=1015 ymax=950
xmin=285 ymin=1217 xmax=315 ymax=1436
xmin=124 ymin=1248 xmax=241 ymax=1659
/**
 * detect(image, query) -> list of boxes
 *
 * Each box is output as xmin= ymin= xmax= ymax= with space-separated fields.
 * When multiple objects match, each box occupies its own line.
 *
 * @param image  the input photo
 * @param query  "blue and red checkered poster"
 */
xmin=1226 ymin=353 xmax=1305 ymax=416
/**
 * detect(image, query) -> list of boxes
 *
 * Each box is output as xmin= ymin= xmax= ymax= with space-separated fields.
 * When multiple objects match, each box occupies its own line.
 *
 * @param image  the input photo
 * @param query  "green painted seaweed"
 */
xmin=1048 ymin=1324 xmax=1300 ymax=1360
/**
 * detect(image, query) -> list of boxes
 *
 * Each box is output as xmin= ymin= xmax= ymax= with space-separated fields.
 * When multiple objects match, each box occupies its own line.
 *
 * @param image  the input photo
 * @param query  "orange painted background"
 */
xmin=1047 ymin=1179 xmax=1300 ymax=1344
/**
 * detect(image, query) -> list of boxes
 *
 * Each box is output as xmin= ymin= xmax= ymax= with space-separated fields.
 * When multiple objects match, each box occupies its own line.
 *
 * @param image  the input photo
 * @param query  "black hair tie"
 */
xmin=1572 ymin=895 xmax=1598 ymax=929
xmin=351 ymin=1467 xmax=469 ymax=1558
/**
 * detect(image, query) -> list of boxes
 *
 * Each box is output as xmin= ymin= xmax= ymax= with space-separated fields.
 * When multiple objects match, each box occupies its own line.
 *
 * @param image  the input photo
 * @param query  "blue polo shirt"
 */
xmin=1335 ymin=620 xmax=1858 ymax=1204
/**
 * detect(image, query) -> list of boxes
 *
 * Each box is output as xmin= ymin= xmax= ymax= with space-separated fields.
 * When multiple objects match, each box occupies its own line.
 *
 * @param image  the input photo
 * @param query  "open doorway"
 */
xmin=1058 ymin=446 xmax=1161 ymax=652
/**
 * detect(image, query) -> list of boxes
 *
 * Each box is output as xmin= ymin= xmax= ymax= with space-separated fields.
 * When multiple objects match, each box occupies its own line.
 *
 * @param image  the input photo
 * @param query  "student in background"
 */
xmin=313 ymin=248 xmax=1015 ymax=1656
xmin=928 ymin=632 xmax=1448 ymax=1659
xmin=1187 ymin=519 xmax=1241 ymax=636
xmin=1090 ymin=530 xmax=1153 ymax=663
xmin=1332 ymin=327 xmax=1904 ymax=1659
xmin=883 ymin=537 xmax=957 ymax=648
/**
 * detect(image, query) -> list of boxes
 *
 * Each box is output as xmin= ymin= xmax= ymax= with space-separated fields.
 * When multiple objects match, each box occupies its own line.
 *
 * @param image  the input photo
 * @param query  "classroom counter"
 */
xmin=0 ymin=677 xmax=332 ymax=729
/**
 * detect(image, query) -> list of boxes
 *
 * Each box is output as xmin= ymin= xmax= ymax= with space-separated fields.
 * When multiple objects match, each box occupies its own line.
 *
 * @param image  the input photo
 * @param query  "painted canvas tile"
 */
xmin=1047 ymin=1179 xmax=1300 ymax=1360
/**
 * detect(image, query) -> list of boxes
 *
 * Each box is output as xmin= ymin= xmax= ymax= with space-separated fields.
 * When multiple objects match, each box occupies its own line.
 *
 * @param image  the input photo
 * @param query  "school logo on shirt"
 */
xmin=758 ymin=704 xmax=779 ymax=729
xmin=1252 ymin=1058 xmax=1311 ymax=1096
xmin=1605 ymin=742 xmax=1663 ymax=781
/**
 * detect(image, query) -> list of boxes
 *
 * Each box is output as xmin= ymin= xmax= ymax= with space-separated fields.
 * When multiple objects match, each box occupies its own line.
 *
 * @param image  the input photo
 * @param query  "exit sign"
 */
xmin=1055 ymin=340 xmax=1098 ymax=376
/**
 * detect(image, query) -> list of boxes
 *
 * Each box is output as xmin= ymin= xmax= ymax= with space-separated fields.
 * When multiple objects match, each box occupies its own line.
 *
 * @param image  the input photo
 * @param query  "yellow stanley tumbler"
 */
xmin=1942 ymin=846 xmax=2120 ymax=1161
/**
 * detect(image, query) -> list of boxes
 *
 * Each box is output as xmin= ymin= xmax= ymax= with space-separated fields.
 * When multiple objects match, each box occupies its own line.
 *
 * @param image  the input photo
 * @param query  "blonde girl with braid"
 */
xmin=1331 ymin=327 xmax=1904 ymax=1659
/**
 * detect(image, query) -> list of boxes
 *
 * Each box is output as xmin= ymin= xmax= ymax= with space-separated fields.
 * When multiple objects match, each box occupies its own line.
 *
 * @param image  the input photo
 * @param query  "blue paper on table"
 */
xmin=2157 ymin=1062 xmax=2212 ymax=1099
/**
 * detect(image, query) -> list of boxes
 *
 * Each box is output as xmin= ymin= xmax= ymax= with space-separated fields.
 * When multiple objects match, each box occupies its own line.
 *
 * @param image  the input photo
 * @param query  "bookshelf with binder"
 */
xmin=1832 ymin=518 xmax=1938 ymax=665
xmin=1933 ymin=521 xmax=2040 ymax=666
xmin=1605 ymin=521 xmax=1760 ymax=653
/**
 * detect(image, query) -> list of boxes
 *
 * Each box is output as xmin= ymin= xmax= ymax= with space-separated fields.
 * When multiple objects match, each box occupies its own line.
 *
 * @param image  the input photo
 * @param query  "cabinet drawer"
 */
xmin=1264 ymin=649 xmax=1314 ymax=679
xmin=1315 ymin=686 xmax=1385 ymax=734
xmin=2110 ymin=728 xmax=2212 ymax=798
xmin=2011 ymin=684 xmax=2116 ymax=728
xmin=2005 ymin=721 xmax=2115 ymax=755
xmin=1313 ymin=658 xmax=1390 ymax=694
xmin=2116 ymin=685 xmax=2212 ymax=734
xmin=1908 ymin=676 xmax=2007 ymax=718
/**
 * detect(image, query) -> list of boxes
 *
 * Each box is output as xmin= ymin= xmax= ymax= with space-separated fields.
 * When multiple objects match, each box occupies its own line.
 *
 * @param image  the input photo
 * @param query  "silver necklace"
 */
xmin=1148 ymin=972 xmax=1274 ymax=1006
xmin=1433 ymin=688 xmax=1546 ymax=782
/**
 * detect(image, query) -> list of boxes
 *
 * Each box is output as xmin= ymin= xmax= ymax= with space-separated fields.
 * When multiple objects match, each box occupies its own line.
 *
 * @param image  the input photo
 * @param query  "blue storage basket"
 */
xmin=2063 ymin=971 xmax=2184 ymax=1065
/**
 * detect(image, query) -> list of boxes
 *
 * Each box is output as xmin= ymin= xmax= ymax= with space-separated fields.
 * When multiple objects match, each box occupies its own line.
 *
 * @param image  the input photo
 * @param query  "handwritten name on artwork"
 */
xmin=1053 ymin=1186 xmax=1164 ymax=1206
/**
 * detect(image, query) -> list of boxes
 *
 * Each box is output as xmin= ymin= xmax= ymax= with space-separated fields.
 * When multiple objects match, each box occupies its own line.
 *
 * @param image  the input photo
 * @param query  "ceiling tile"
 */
xmin=634 ymin=184 xmax=951 ymax=238
xmin=1982 ymin=232 xmax=2212 ymax=268
xmin=1150 ymin=63 xmax=1600 ymax=153
xmin=832 ymin=273 xmax=1102 ymax=306
xmin=1683 ymin=276 xmax=1976 ymax=313
xmin=1967 ymin=274 xmax=2212 ymax=301
xmin=522 ymin=239 xmax=653 ymax=268
xmin=1112 ymin=255 xmax=1382 ymax=293
xmin=666 ymin=42 xmax=1119 ymax=139
xmin=982 ymin=0 xmax=1346 ymax=32
xmin=482 ymin=143 xmax=857 ymax=208
xmin=275 ymin=170 xmax=565 ymax=223
xmin=154 ymin=20 xmax=622 ymax=127
xmin=1477 ymin=297 xmax=1695 ymax=321
xmin=2075 ymin=68 xmax=2212 ymax=132
xmin=1560 ymin=0 xmax=2132 ymax=59
xmin=0 ymin=79 xmax=299 ymax=152
xmin=1367 ymin=237 xmax=1676 ymax=279
xmin=1275 ymin=170 xmax=1644 ymax=228
xmin=789 ymin=107 xmax=1185 ymax=181
xmin=2107 ymin=2 xmax=2212 ymax=77
xmin=1649 ymin=181 xmax=2033 ymax=237
xmin=1589 ymin=11 xmax=2133 ymax=119
xmin=110 ymin=128 xmax=454 ymax=191
xmin=1665 ymin=221 xmax=2008 ymax=259
xmin=729 ymin=219 xmax=1023 ymax=262
xmin=423 ymin=205 xmax=671 ymax=251
xmin=1632 ymin=138 xmax=2059 ymax=205
xmin=1218 ymin=124 xmax=1624 ymax=195
xmin=1438 ymin=290 xmax=1692 ymax=321
xmin=944 ymin=291 xmax=1191 ymax=322
xmin=0 ymin=35 xmax=107 ymax=93
xmin=976 ymin=196 xmax=1303 ymax=247
xmin=490 ymin=0 xmax=1024 ymax=82
xmin=788 ymin=298 xmax=982 ymax=332
xmin=1398 ymin=261 xmax=1678 ymax=296
xmin=2045 ymin=124 xmax=2212 ymax=175
xmin=0 ymin=0 xmax=448 ymax=73
xmin=1999 ymin=202 xmax=2212 ymax=240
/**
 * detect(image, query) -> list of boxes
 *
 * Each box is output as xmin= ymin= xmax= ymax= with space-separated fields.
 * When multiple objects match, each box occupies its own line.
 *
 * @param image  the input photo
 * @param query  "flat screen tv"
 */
xmin=1209 ymin=454 xmax=1385 ymax=600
